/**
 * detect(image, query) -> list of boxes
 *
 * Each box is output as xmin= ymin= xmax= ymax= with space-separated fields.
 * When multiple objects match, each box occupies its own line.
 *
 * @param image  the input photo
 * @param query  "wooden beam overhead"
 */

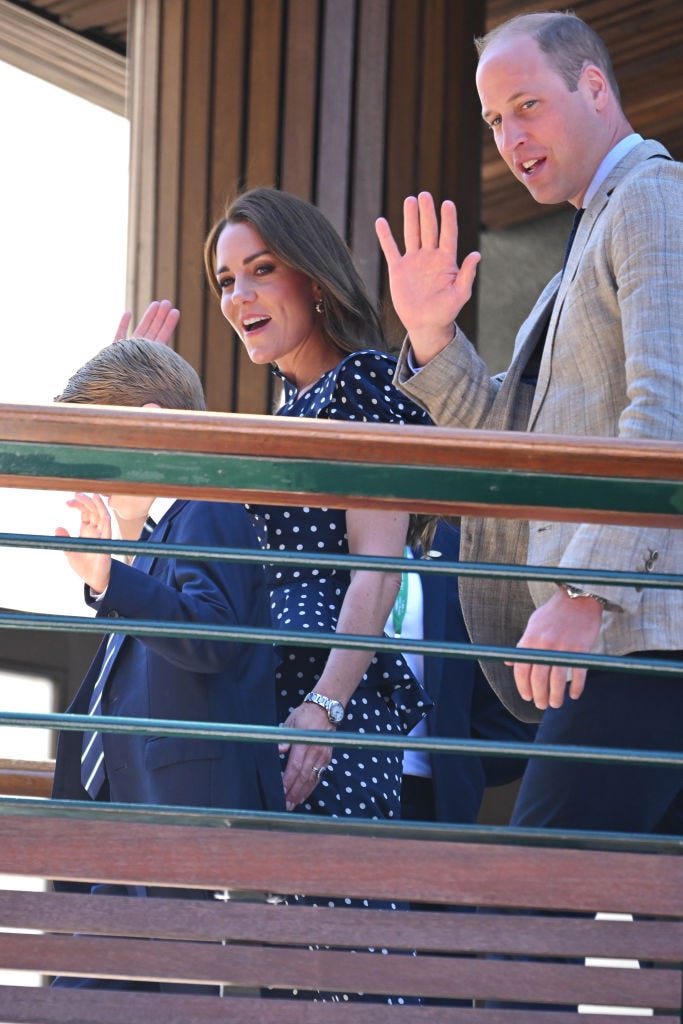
xmin=0 ymin=0 xmax=125 ymax=115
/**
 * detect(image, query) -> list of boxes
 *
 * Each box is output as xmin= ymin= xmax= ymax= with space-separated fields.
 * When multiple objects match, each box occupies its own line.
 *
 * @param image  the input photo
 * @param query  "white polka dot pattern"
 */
xmin=249 ymin=351 xmax=432 ymax=1005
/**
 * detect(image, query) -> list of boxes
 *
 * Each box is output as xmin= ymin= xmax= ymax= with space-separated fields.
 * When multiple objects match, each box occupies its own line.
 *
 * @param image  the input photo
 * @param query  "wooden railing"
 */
xmin=0 ymin=403 xmax=682 ymax=1016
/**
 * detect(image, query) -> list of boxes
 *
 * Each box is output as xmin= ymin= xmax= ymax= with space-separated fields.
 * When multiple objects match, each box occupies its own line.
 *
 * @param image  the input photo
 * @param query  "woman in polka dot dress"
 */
xmin=203 ymin=189 xmax=432 ymax=1002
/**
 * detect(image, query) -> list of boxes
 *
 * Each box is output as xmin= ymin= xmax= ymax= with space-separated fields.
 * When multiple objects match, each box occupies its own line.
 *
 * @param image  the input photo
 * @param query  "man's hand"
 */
xmin=113 ymin=300 xmax=180 ymax=346
xmin=375 ymin=192 xmax=481 ymax=366
xmin=55 ymin=492 xmax=113 ymax=594
xmin=278 ymin=702 xmax=335 ymax=811
xmin=511 ymin=587 xmax=604 ymax=710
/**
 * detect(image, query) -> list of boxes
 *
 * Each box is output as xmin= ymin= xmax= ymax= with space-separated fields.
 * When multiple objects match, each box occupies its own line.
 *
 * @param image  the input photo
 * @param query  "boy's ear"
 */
xmin=142 ymin=401 xmax=162 ymax=410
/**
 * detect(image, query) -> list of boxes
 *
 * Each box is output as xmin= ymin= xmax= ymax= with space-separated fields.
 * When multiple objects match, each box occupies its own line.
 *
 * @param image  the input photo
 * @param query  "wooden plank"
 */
xmin=0 ymin=0 xmax=126 ymax=115
xmin=176 ymin=0 xmax=214 ymax=376
xmin=381 ymin=0 xmax=421 ymax=347
xmin=126 ymin=0 xmax=162 ymax=313
xmin=2 ymin=889 xmax=683 ymax=962
xmin=2 ymin=404 xmax=682 ymax=481
xmin=0 ymin=931 xmax=678 ymax=1006
xmin=203 ymin=0 xmax=247 ymax=413
xmin=280 ymin=0 xmax=319 ymax=198
xmin=441 ymin=0 xmax=485 ymax=341
xmin=315 ymin=0 xmax=355 ymax=236
xmin=0 ymin=759 xmax=53 ymax=798
xmin=417 ymin=0 xmax=446 ymax=199
xmin=5 ymin=985 xmax=672 ymax=1024
xmin=236 ymin=0 xmax=284 ymax=413
xmin=245 ymin=0 xmax=283 ymax=186
xmin=153 ymin=0 xmax=184 ymax=310
xmin=3 ymin=815 xmax=683 ymax=917
xmin=350 ymin=0 xmax=390 ymax=302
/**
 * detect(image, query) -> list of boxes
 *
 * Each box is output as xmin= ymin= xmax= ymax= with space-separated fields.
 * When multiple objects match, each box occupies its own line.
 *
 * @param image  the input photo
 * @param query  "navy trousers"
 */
xmin=512 ymin=654 xmax=683 ymax=835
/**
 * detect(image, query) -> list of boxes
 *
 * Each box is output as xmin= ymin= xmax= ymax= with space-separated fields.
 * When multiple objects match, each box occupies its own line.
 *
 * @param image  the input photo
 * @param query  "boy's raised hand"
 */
xmin=56 ymin=492 xmax=113 ymax=594
xmin=113 ymin=300 xmax=180 ymax=346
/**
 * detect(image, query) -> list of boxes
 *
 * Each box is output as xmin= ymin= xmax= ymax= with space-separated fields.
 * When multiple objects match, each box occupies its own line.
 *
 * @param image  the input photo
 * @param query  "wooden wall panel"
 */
xmin=441 ymin=0 xmax=485 ymax=342
xmin=237 ymin=0 xmax=285 ymax=413
xmin=127 ymin=0 xmax=483 ymax=411
xmin=350 ymin=0 xmax=390 ymax=302
xmin=417 ymin=0 xmax=446 ymax=198
xmin=154 ymin=0 xmax=183 ymax=313
xmin=176 ymin=5 xmax=214 ymax=375
xmin=316 ymin=0 xmax=356 ymax=237
xmin=384 ymin=1 xmax=421 ymax=241
xmin=126 ymin=0 xmax=160 ymax=318
xmin=203 ymin=0 xmax=247 ymax=414
xmin=281 ymin=0 xmax=320 ymax=197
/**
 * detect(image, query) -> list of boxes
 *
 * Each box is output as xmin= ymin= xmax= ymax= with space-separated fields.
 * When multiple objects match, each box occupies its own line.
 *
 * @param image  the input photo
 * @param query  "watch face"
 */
xmin=328 ymin=702 xmax=344 ymax=724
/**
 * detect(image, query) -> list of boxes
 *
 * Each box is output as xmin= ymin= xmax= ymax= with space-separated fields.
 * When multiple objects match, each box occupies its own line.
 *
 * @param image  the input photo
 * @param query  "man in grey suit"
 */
xmin=376 ymin=11 xmax=683 ymax=834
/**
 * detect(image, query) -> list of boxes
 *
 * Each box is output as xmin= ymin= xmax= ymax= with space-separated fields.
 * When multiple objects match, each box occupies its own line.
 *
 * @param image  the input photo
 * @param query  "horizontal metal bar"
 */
xmin=1 ymin=532 xmax=681 ymax=591
xmin=0 ymin=610 xmax=681 ymax=676
xmin=3 ymin=709 xmax=683 ymax=769
xmin=0 ymin=796 xmax=681 ymax=856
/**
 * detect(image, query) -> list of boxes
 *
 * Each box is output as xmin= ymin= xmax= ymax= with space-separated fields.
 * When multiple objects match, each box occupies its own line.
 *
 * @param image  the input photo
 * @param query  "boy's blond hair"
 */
xmin=55 ymin=339 xmax=206 ymax=411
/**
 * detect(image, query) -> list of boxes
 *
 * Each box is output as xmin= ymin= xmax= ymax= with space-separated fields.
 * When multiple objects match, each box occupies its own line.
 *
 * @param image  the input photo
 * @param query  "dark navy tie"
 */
xmin=562 ymin=207 xmax=584 ymax=274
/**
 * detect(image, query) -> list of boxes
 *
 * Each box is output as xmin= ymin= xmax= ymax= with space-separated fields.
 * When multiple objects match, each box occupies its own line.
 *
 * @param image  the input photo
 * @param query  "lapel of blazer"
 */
xmin=528 ymin=139 xmax=671 ymax=431
xmin=130 ymin=501 xmax=180 ymax=576
xmin=96 ymin=506 xmax=180 ymax=687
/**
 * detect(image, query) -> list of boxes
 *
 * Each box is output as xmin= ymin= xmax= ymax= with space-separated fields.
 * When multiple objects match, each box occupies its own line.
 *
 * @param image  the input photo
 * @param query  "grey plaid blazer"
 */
xmin=397 ymin=139 xmax=683 ymax=720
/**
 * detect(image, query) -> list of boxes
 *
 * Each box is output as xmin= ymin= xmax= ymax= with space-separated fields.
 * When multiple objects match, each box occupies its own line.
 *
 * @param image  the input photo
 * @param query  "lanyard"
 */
xmin=392 ymin=547 xmax=411 ymax=638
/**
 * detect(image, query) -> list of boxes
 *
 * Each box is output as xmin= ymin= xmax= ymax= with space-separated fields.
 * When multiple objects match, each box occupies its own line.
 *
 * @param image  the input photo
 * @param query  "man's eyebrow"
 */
xmin=216 ymin=249 xmax=271 ymax=276
xmin=481 ymin=91 xmax=528 ymax=121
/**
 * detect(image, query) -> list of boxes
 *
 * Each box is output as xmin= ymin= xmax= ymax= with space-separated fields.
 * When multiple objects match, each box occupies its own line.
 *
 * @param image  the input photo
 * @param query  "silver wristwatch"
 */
xmin=303 ymin=691 xmax=345 ymax=724
xmin=560 ymin=583 xmax=608 ymax=608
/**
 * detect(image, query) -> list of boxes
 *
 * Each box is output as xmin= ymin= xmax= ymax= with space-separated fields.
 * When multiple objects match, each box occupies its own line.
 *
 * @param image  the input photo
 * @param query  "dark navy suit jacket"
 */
xmin=417 ymin=522 xmax=536 ymax=824
xmin=52 ymin=499 xmax=284 ymax=815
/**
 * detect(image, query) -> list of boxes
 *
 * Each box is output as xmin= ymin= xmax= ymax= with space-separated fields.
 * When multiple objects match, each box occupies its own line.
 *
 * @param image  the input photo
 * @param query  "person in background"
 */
xmin=397 ymin=519 xmax=535 ymax=828
xmin=51 ymin=339 xmax=284 ymax=993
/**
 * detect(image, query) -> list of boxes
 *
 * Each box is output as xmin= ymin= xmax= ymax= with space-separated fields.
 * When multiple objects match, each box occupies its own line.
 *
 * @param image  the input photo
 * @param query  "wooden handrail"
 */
xmin=0 ymin=758 xmax=54 ymax=798
xmin=1 ymin=402 xmax=681 ymax=476
xmin=0 ymin=403 xmax=681 ymax=525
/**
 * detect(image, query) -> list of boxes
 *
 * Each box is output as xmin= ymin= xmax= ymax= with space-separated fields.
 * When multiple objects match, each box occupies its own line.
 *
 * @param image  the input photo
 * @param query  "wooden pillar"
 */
xmin=126 ymin=0 xmax=484 ymax=413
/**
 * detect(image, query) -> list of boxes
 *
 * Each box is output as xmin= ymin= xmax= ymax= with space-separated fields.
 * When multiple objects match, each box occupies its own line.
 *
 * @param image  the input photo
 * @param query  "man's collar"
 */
xmin=147 ymin=496 xmax=178 ymax=527
xmin=582 ymin=133 xmax=643 ymax=209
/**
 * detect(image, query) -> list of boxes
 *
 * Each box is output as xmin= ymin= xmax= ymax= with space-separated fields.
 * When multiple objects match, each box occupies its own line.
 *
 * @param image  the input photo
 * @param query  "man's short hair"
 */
xmin=475 ymin=11 xmax=621 ymax=101
xmin=55 ymin=339 xmax=206 ymax=411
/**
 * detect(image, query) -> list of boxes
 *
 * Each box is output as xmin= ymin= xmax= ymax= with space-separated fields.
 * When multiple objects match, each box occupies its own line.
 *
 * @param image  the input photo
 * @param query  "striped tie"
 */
xmin=80 ymin=634 xmax=120 ymax=798
xmin=142 ymin=515 xmax=156 ymax=537
xmin=80 ymin=515 xmax=156 ymax=798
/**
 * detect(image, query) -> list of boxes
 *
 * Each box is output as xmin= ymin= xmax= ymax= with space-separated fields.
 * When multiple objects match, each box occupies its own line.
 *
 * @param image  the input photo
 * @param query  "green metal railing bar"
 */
xmin=2 ymin=440 xmax=682 ymax=515
xmin=3 ymin=709 xmax=683 ymax=770
xmin=1 ymin=796 xmax=681 ymax=856
xmin=1 ymin=609 xmax=682 ymax=676
xmin=1 ymin=532 xmax=681 ymax=592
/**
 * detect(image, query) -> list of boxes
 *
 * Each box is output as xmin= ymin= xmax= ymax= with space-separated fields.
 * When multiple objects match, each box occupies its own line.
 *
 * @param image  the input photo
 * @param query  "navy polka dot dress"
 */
xmin=250 ymin=351 xmax=433 ymax=1004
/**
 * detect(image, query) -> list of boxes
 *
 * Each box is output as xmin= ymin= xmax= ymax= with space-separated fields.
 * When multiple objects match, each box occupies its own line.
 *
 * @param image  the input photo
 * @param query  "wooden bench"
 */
xmin=1 ymin=802 xmax=682 ymax=1022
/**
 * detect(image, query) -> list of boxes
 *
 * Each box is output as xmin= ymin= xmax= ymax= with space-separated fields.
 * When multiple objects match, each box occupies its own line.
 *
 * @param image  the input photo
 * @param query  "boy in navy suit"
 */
xmin=51 ymin=339 xmax=283 ymax=991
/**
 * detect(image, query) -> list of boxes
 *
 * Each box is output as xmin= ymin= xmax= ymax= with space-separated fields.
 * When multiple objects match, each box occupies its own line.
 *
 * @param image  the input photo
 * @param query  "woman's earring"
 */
xmin=315 ymin=299 xmax=324 ymax=314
